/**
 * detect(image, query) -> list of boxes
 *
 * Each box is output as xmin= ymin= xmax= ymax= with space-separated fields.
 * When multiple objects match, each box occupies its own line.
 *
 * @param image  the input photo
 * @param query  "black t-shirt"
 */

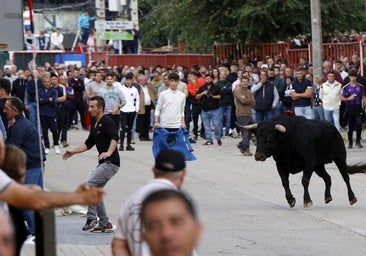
xmin=85 ymin=115 xmax=120 ymax=166
xmin=197 ymin=84 xmax=222 ymax=111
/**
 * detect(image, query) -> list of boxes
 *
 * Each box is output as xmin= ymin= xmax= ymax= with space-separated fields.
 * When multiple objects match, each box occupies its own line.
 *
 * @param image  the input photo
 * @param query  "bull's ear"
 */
xmin=275 ymin=124 xmax=286 ymax=133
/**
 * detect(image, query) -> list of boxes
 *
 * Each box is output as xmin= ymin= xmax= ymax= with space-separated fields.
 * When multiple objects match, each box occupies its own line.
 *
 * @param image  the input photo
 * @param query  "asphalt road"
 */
xmin=23 ymin=127 xmax=366 ymax=255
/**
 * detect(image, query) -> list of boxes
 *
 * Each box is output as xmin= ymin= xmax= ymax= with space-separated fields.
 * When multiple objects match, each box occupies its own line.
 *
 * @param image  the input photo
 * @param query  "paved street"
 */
xmin=21 ymin=127 xmax=366 ymax=255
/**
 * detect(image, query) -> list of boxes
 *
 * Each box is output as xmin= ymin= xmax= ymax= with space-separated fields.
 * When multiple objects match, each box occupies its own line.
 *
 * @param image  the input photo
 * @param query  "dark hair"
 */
xmin=204 ymin=73 xmax=214 ymax=79
xmin=90 ymin=96 xmax=105 ymax=110
xmin=0 ymin=144 xmax=26 ymax=182
xmin=0 ymin=79 xmax=11 ymax=94
xmin=348 ymin=68 xmax=358 ymax=77
xmin=7 ymin=96 xmax=24 ymax=113
xmin=141 ymin=190 xmax=197 ymax=221
xmin=168 ymin=72 xmax=179 ymax=81
xmin=125 ymin=72 xmax=134 ymax=80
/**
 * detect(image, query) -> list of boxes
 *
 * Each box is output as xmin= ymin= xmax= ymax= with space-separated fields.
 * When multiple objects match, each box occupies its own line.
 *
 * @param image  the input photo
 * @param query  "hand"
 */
xmin=77 ymin=185 xmax=106 ymax=206
xmin=98 ymin=152 xmax=111 ymax=160
xmin=62 ymin=150 xmax=74 ymax=160
xmin=49 ymin=97 xmax=53 ymax=102
xmin=154 ymin=121 xmax=160 ymax=128
xmin=181 ymin=123 xmax=186 ymax=129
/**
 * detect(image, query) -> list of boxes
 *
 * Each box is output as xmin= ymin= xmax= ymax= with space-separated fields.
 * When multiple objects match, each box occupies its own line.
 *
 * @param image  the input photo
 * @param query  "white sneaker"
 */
xmin=54 ymin=145 xmax=60 ymax=154
xmin=45 ymin=148 xmax=50 ymax=154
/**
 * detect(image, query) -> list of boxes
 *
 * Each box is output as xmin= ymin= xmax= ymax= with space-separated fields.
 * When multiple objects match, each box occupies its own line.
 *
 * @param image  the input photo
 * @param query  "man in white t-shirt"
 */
xmin=50 ymin=28 xmax=64 ymax=51
xmin=111 ymin=149 xmax=187 ymax=256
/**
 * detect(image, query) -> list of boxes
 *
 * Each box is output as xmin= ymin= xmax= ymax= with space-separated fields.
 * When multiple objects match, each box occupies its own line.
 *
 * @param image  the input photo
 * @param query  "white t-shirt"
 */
xmin=120 ymin=85 xmax=140 ymax=113
xmin=114 ymin=179 xmax=177 ymax=256
xmin=155 ymin=89 xmax=186 ymax=128
xmin=0 ymin=170 xmax=13 ymax=212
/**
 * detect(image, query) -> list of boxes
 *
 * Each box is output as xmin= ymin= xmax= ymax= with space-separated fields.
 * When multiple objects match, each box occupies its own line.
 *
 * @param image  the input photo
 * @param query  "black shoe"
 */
xmin=203 ymin=141 xmax=213 ymax=145
xmin=189 ymin=138 xmax=196 ymax=143
xmin=355 ymin=142 xmax=363 ymax=148
xmin=348 ymin=144 xmax=353 ymax=149
xmin=217 ymin=140 xmax=222 ymax=146
xmin=82 ymin=219 xmax=98 ymax=231
xmin=126 ymin=145 xmax=135 ymax=151
xmin=119 ymin=145 xmax=124 ymax=151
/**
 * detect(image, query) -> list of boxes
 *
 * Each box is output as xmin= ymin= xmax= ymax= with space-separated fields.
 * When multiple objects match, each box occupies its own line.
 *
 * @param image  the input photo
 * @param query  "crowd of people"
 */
xmin=0 ymin=50 xmax=364 ymax=254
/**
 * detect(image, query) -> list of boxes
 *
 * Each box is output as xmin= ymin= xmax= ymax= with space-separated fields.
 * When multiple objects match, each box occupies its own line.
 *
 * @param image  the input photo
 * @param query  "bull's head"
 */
xmin=237 ymin=122 xmax=286 ymax=161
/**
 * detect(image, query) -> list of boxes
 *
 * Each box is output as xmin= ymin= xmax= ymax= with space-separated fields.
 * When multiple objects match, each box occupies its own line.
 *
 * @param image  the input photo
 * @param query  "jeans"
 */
xmin=80 ymin=27 xmax=89 ymax=45
xmin=201 ymin=108 xmax=222 ymax=142
xmin=255 ymin=109 xmax=273 ymax=123
xmin=220 ymin=105 xmax=232 ymax=136
xmin=313 ymin=105 xmax=325 ymax=120
xmin=23 ymin=167 xmax=43 ymax=235
xmin=237 ymin=115 xmax=255 ymax=150
xmin=294 ymin=106 xmax=313 ymax=119
xmin=27 ymin=102 xmax=38 ymax=129
xmin=87 ymin=162 xmax=119 ymax=226
xmin=324 ymin=108 xmax=340 ymax=132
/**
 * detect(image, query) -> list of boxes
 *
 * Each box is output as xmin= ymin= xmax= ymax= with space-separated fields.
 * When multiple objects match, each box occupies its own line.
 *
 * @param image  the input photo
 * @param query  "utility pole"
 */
xmin=310 ymin=0 xmax=323 ymax=78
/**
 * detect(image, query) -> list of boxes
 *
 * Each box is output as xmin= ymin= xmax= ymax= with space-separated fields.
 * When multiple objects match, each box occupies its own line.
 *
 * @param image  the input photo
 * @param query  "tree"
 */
xmin=139 ymin=0 xmax=366 ymax=53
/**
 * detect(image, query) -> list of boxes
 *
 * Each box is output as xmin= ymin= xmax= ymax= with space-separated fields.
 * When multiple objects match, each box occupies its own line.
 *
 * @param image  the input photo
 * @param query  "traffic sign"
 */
xmin=96 ymin=31 xmax=133 ymax=40
xmin=95 ymin=20 xmax=133 ymax=30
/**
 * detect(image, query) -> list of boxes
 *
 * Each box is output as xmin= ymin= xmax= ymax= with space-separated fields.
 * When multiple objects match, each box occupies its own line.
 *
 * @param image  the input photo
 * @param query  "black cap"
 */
xmin=155 ymin=149 xmax=186 ymax=172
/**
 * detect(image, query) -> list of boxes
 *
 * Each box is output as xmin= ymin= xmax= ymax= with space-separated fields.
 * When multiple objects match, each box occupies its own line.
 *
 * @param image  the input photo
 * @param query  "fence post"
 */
xmin=35 ymin=209 xmax=56 ymax=256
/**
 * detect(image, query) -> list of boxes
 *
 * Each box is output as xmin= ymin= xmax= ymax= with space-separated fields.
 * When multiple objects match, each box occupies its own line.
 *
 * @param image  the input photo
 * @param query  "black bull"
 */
xmin=237 ymin=115 xmax=366 ymax=208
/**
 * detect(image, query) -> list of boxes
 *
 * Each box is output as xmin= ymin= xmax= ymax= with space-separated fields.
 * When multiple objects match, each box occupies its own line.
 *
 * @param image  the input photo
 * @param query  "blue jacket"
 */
xmin=7 ymin=114 xmax=43 ymax=169
xmin=78 ymin=14 xmax=95 ymax=29
xmin=39 ymin=87 xmax=58 ymax=117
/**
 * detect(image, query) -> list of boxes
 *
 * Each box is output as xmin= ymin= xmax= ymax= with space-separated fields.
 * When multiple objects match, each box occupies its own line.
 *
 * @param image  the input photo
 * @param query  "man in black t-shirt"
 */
xmin=63 ymin=96 xmax=120 ymax=232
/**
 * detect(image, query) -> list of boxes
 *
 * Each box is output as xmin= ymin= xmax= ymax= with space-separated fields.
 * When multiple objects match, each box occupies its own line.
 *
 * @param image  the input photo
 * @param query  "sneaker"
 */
xmin=62 ymin=141 xmax=69 ymax=148
xmin=82 ymin=219 xmax=98 ymax=231
xmin=242 ymin=149 xmax=253 ymax=156
xmin=54 ymin=145 xmax=60 ymax=154
xmin=203 ymin=141 xmax=213 ymax=145
xmin=90 ymin=222 xmax=113 ymax=233
xmin=355 ymin=143 xmax=363 ymax=148
xmin=126 ymin=145 xmax=135 ymax=151
xmin=45 ymin=148 xmax=50 ymax=154
xmin=189 ymin=138 xmax=196 ymax=144
xmin=217 ymin=140 xmax=222 ymax=146
xmin=119 ymin=145 xmax=124 ymax=151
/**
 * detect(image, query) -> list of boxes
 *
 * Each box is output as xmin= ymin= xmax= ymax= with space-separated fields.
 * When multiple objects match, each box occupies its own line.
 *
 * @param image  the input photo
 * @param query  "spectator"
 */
xmin=24 ymin=30 xmax=36 ymax=50
xmin=4 ymin=96 xmax=45 ymax=237
xmin=312 ymin=75 xmax=325 ymax=120
xmin=39 ymin=76 xmax=59 ymax=154
xmin=111 ymin=149 xmax=187 ymax=256
xmin=215 ymin=70 xmax=233 ymax=137
xmin=136 ymin=74 xmax=154 ymax=141
xmin=233 ymin=76 xmax=255 ymax=156
xmin=11 ymin=70 xmax=27 ymax=104
xmin=123 ymin=23 xmax=140 ymax=54
xmin=63 ymin=96 xmax=120 ymax=232
xmin=68 ymin=69 xmax=87 ymax=130
xmin=251 ymin=70 xmax=279 ymax=122
xmin=140 ymin=189 xmax=202 ymax=256
xmin=36 ymin=29 xmax=49 ymax=50
xmin=87 ymin=28 xmax=97 ymax=52
xmin=341 ymin=69 xmax=365 ymax=148
xmin=319 ymin=71 xmax=342 ymax=130
xmin=196 ymin=73 xmax=222 ymax=145
xmin=291 ymin=68 xmax=313 ymax=119
xmin=50 ymin=28 xmax=64 ymax=51
xmin=78 ymin=10 xmax=96 ymax=46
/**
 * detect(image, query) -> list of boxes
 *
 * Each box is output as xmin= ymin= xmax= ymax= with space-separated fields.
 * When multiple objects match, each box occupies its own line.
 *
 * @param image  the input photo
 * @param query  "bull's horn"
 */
xmin=236 ymin=122 xmax=258 ymax=130
xmin=275 ymin=124 xmax=286 ymax=133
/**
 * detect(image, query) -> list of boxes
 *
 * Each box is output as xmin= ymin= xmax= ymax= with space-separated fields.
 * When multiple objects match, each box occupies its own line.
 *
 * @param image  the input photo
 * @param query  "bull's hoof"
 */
xmin=325 ymin=197 xmax=333 ymax=204
xmin=303 ymin=200 xmax=313 ymax=208
xmin=289 ymin=198 xmax=296 ymax=208
xmin=350 ymin=197 xmax=357 ymax=205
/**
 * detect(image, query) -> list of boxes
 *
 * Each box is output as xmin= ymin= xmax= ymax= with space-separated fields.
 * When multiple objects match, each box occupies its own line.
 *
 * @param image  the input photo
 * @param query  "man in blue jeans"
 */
xmin=196 ymin=73 xmax=222 ymax=145
xmin=4 ymin=96 xmax=45 ymax=237
xmin=63 ymin=96 xmax=119 ymax=232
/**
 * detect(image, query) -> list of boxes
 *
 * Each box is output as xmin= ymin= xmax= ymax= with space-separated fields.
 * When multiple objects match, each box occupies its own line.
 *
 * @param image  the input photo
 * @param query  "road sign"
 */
xmin=96 ymin=31 xmax=133 ymax=40
xmin=95 ymin=20 xmax=133 ymax=30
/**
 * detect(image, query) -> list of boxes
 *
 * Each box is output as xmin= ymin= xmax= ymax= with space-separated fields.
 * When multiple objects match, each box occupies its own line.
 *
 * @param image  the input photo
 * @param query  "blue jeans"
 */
xmin=81 ymin=27 xmax=89 ymax=45
xmin=294 ymin=106 xmax=313 ymax=119
xmin=23 ymin=167 xmax=43 ymax=235
xmin=324 ymin=108 xmax=340 ymax=132
xmin=220 ymin=105 xmax=231 ymax=136
xmin=255 ymin=109 xmax=273 ymax=123
xmin=86 ymin=162 xmax=119 ymax=226
xmin=27 ymin=102 xmax=38 ymax=129
xmin=201 ymin=108 xmax=222 ymax=142
xmin=313 ymin=105 xmax=325 ymax=120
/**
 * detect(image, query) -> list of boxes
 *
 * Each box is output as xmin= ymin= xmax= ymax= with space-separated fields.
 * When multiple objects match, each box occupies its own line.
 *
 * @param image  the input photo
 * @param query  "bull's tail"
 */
xmin=346 ymin=163 xmax=366 ymax=174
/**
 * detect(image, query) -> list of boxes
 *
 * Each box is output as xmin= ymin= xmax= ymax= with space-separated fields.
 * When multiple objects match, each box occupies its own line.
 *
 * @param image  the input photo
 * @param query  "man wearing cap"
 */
xmin=111 ymin=149 xmax=187 ymax=256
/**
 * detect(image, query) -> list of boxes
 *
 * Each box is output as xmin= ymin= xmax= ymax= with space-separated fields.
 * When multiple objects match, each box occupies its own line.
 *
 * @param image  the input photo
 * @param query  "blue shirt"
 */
xmin=78 ymin=14 xmax=95 ymax=29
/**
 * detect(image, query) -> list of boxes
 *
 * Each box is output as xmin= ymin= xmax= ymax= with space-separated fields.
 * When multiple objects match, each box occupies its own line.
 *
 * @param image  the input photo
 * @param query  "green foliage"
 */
xmin=139 ymin=0 xmax=366 ymax=53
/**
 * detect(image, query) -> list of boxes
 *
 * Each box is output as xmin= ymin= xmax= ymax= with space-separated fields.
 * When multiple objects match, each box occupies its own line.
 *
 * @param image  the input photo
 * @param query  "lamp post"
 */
xmin=310 ymin=0 xmax=323 ymax=78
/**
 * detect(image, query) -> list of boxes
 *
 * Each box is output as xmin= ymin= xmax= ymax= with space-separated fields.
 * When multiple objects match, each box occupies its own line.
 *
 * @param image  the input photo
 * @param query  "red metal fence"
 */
xmin=11 ymin=42 xmax=366 ymax=74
